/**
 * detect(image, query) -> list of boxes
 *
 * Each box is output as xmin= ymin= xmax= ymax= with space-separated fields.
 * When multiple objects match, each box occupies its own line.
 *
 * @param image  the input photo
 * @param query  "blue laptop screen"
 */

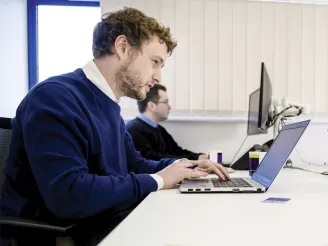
xmin=252 ymin=120 xmax=310 ymax=188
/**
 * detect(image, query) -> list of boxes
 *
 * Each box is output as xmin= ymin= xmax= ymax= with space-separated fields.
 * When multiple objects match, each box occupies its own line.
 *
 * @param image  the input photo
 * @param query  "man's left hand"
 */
xmin=198 ymin=154 xmax=208 ymax=160
xmin=192 ymin=159 xmax=231 ymax=181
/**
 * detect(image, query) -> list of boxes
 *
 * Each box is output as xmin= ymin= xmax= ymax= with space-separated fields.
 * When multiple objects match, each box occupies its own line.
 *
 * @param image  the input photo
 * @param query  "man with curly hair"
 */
xmin=1 ymin=7 xmax=230 ymax=245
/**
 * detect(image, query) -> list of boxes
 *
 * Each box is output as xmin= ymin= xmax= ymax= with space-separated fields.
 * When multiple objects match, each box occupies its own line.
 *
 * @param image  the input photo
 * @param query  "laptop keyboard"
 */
xmin=211 ymin=178 xmax=252 ymax=188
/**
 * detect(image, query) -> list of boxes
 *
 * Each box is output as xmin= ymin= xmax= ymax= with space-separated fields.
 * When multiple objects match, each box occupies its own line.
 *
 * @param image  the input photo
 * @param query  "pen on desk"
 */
xmin=188 ymin=164 xmax=198 ymax=169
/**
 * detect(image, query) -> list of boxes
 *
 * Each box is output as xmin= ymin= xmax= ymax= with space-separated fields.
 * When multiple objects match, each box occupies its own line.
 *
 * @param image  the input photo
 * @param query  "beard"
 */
xmin=115 ymin=62 xmax=146 ymax=101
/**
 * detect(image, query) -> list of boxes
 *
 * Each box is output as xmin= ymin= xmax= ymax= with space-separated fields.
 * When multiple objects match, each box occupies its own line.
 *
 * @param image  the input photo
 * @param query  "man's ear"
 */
xmin=113 ymin=35 xmax=130 ymax=60
xmin=147 ymin=101 xmax=156 ymax=112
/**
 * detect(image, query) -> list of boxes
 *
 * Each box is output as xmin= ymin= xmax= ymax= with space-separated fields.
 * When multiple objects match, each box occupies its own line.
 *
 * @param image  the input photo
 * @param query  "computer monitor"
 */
xmin=258 ymin=62 xmax=273 ymax=133
xmin=247 ymin=62 xmax=273 ymax=136
xmin=247 ymin=88 xmax=260 ymax=135
xmin=230 ymin=62 xmax=273 ymax=170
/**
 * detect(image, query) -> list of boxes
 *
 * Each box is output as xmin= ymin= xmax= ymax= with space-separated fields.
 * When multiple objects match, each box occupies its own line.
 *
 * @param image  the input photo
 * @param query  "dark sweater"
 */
xmin=0 ymin=69 xmax=175 ymax=222
xmin=125 ymin=117 xmax=202 ymax=161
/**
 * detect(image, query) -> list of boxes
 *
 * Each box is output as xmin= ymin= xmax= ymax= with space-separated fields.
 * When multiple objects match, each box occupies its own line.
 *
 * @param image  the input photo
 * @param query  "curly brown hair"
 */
xmin=92 ymin=7 xmax=177 ymax=59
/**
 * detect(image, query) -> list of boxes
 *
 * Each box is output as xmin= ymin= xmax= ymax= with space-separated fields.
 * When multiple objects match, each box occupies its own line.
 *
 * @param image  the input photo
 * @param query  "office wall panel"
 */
xmin=101 ymin=0 xmax=328 ymax=117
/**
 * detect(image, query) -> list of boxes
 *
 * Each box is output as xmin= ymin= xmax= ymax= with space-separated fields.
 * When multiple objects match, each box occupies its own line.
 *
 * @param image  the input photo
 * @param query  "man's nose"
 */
xmin=153 ymin=69 xmax=161 ymax=84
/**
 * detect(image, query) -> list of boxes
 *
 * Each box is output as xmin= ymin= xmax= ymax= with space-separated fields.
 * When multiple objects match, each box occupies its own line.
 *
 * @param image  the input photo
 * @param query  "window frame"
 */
xmin=27 ymin=0 xmax=100 ymax=89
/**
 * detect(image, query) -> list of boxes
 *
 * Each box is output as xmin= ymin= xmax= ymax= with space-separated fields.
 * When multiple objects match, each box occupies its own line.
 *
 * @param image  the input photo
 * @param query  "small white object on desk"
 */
xmin=208 ymin=149 xmax=222 ymax=163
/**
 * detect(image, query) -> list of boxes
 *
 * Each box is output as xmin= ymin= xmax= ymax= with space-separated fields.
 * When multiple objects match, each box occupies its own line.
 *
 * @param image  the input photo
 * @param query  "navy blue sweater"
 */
xmin=0 ymin=69 xmax=175 ymax=220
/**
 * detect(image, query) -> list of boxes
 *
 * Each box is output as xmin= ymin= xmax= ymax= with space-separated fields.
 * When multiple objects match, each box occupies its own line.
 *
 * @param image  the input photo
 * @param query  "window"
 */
xmin=28 ymin=0 xmax=100 ymax=89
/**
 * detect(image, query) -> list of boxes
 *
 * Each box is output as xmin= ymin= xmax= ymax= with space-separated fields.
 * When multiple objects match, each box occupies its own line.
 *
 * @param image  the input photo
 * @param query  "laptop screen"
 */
xmin=252 ymin=120 xmax=310 ymax=188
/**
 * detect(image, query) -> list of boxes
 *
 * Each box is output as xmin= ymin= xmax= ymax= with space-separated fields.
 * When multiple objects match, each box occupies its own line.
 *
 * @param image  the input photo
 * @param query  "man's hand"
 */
xmin=192 ymin=159 xmax=231 ymax=181
xmin=198 ymin=154 xmax=208 ymax=160
xmin=156 ymin=160 xmax=208 ymax=189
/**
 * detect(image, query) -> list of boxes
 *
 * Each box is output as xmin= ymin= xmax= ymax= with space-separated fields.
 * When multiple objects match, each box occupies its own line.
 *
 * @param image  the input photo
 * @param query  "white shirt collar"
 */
xmin=82 ymin=60 xmax=119 ymax=102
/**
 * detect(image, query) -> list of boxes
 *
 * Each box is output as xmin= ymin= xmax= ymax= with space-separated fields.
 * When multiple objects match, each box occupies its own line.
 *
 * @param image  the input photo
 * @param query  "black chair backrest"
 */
xmin=0 ymin=117 xmax=12 ymax=193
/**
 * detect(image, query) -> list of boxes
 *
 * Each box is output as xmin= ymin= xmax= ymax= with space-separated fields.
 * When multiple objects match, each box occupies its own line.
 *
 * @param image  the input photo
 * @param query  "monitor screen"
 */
xmin=258 ymin=62 xmax=272 ymax=133
xmin=247 ymin=88 xmax=260 ymax=135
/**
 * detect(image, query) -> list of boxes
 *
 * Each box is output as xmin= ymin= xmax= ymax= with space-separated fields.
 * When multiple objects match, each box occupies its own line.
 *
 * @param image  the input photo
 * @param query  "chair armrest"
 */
xmin=0 ymin=216 xmax=76 ymax=238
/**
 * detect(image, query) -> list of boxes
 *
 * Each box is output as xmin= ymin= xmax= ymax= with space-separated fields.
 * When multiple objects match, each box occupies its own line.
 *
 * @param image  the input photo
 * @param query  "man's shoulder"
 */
xmin=33 ymin=69 xmax=85 ymax=94
xmin=157 ymin=124 xmax=168 ymax=132
xmin=17 ymin=71 xmax=91 ymax=117
xmin=125 ymin=117 xmax=154 ymax=134
xmin=157 ymin=124 xmax=173 ymax=138
xmin=125 ymin=117 xmax=139 ymax=130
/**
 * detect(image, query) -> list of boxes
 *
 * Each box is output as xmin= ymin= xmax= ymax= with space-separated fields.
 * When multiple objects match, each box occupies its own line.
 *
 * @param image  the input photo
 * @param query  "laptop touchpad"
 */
xmin=184 ymin=179 xmax=209 ymax=184
xmin=183 ymin=179 xmax=214 ymax=188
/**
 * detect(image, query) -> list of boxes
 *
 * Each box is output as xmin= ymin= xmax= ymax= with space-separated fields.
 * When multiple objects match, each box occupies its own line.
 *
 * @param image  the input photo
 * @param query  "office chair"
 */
xmin=0 ymin=117 xmax=76 ymax=246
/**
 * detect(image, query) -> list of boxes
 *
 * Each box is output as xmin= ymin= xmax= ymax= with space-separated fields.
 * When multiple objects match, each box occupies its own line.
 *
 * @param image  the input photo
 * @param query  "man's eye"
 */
xmin=153 ymin=60 xmax=159 ymax=64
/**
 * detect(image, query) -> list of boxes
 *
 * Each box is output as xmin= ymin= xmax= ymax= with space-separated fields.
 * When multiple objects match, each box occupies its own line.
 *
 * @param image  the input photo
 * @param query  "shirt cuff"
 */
xmin=149 ymin=174 xmax=164 ymax=190
xmin=173 ymin=158 xmax=188 ymax=164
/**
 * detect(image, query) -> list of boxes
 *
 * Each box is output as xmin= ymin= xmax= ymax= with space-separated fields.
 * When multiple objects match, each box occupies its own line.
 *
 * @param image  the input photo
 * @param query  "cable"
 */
xmin=230 ymin=135 xmax=249 ymax=165
xmin=284 ymin=118 xmax=326 ymax=166
xmin=285 ymin=165 xmax=324 ymax=174
xmin=273 ymin=106 xmax=292 ymax=120
xmin=281 ymin=118 xmax=326 ymax=167
xmin=269 ymin=106 xmax=292 ymax=127
xmin=294 ymin=148 xmax=326 ymax=167
xmin=269 ymin=105 xmax=302 ymax=128
xmin=273 ymin=107 xmax=327 ymax=169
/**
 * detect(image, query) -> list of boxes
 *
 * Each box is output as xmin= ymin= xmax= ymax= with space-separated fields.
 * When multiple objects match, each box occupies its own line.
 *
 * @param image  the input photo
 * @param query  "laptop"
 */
xmin=179 ymin=120 xmax=311 ymax=193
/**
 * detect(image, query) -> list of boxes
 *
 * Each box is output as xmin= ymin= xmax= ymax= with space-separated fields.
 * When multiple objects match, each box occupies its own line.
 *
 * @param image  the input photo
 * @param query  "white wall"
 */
xmin=102 ymin=0 xmax=328 ymax=118
xmin=160 ymin=120 xmax=328 ymax=167
xmin=0 ymin=0 xmax=28 ymax=118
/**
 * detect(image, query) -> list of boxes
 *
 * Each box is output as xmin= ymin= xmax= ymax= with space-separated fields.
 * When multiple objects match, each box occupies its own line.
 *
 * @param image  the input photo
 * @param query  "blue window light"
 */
xmin=27 ymin=0 xmax=100 ymax=89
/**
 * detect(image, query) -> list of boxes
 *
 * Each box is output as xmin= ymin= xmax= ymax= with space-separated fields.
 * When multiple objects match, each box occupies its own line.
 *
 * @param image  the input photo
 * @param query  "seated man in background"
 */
xmin=126 ymin=84 xmax=208 ymax=161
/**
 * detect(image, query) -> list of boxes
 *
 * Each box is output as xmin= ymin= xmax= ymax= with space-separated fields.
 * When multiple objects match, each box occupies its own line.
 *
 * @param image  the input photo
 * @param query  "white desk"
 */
xmin=99 ymin=169 xmax=328 ymax=246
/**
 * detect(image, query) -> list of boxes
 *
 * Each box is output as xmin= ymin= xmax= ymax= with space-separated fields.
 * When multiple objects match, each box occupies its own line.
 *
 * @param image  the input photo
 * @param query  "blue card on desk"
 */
xmin=263 ymin=197 xmax=291 ymax=204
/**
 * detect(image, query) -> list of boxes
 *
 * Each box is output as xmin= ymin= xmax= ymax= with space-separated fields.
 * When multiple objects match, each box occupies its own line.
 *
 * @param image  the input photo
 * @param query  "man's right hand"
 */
xmin=156 ymin=160 xmax=208 ymax=189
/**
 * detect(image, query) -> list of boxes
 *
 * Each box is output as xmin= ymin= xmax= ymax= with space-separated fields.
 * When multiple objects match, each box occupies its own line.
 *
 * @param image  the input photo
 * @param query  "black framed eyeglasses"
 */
xmin=153 ymin=100 xmax=169 ymax=105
